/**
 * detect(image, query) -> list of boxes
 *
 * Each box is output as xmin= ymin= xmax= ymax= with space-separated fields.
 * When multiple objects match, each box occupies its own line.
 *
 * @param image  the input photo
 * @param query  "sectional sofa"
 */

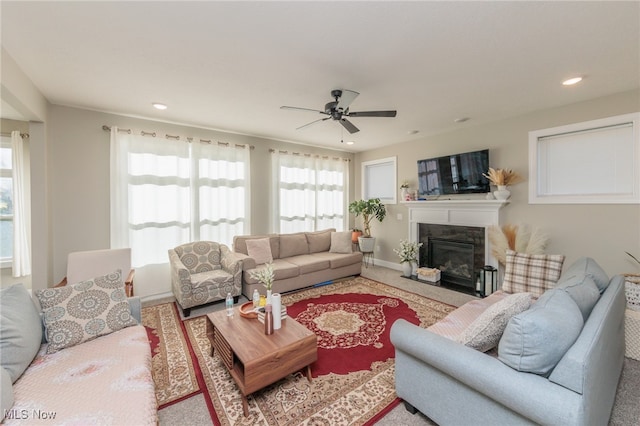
xmin=391 ymin=257 xmax=625 ymax=425
xmin=233 ymin=228 xmax=362 ymax=297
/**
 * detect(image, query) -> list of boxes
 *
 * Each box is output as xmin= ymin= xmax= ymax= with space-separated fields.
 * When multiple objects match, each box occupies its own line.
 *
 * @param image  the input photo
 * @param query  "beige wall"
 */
xmin=5 ymin=83 xmax=640 ymax=297
xmin=48 ymin=105 xmax=355 ymax=298
xmin=0 ymin=119 xmax=31 ymax=289
xmin=1 ymin=48 xmax=52 ymax=292
xmin=354 ymin=89 xmax=640 ymax=277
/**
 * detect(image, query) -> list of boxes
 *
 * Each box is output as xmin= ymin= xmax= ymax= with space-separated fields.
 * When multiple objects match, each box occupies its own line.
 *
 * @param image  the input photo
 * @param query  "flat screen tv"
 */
xmin=417 ymin=149 xmax=490 ymax=197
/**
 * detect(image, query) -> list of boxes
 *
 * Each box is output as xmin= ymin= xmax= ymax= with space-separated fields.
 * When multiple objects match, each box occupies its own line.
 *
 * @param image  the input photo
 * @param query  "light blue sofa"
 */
xmin=391 ymin=259 xmax=625 ymax=425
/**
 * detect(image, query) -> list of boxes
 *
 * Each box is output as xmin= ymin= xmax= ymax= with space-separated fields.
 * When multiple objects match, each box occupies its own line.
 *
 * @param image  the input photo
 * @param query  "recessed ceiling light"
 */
xmin=346 ymin=141 xmax=355 ymax=145
xmin=562 ymin=77 xmax=583 ymax=86
xmin=152 ymin=103 xmax=168 ymax=110
xmin=454 ymin=117 xmax=470 ymax=123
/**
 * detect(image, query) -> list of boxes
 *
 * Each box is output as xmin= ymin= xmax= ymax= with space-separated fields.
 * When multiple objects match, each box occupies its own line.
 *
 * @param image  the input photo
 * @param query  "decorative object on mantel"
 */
xmin=249 ymin=262 xmax=275 ymax=305
xmin=393 ymin=240 xmax=423 ymax=277
xmin=400 ymin=181 xmax=410 ymax=201
xmin=348 ymin=198 xmax=387 ymax=252
xmin=482 ymin=167 xmax=524 ymax=200
xmin=624 ymin=251 xmax=640 ymax=311
xmin=488 ymin=224 xmax=549 ymax=265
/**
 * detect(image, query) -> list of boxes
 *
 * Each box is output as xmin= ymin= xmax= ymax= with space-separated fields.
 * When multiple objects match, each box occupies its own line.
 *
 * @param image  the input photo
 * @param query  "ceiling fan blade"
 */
xmin=336 ymin=89 xmax=359 ymax=110
xmin=281 ymin=105 xmax=327 ymax=114
xmin=347 ymin=110 xmax=397 ymax=118
xmin=340 ymin=118 xmax=360 ymax=134
xmin=296 ymin=117 xmax=330 ymax=130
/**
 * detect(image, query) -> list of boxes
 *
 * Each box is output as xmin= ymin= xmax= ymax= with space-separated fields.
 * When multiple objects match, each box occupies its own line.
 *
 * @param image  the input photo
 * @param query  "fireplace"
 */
xmin=405 ymin=199 xmax=507 ymax=296
xmin=419 ymin=223 xmax=485 ymax=294
xmin=428 ymin=239 xmax=474 ymax=288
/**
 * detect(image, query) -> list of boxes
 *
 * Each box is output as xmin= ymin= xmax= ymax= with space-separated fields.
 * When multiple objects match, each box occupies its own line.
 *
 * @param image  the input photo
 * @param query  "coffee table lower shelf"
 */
xmin=206 ymin=309 xmax=317 ymax=416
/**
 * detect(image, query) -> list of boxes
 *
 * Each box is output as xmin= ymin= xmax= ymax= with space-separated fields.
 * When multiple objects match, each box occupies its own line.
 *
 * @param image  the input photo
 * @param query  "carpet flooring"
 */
xmin=148 ymin=276 xmax=454 ymax=425
xmin=148 ymin=265 xmax=640 ymax=425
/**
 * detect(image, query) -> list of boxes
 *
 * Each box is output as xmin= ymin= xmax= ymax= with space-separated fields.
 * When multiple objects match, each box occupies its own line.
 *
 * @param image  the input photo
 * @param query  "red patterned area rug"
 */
xmin=184 ymin=276 xmax=455 ymax=425
xmin=142 ymin=302 xmax=200 ymax=407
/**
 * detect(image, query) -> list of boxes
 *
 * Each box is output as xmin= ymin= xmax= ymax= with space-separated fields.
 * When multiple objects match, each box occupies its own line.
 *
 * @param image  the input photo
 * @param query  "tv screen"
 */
xmin=417 ymin=149 xmax=490 ymax=197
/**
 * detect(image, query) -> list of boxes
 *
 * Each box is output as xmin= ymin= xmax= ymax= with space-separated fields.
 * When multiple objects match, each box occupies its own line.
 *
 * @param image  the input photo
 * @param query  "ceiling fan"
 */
xmin=280 ymin=89 xmax=397 ymax=134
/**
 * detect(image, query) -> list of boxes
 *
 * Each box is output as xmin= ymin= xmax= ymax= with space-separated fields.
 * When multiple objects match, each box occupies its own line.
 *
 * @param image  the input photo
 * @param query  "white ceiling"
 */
xmin=2 ymin=1 xmax=638 ymax=152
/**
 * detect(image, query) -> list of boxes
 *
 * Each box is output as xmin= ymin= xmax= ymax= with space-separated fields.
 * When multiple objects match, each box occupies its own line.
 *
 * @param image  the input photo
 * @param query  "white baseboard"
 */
xmin=141 ymin=291 xmax=174 ymax=305
xmin=368 ymin=258 xmax=402 ymax=271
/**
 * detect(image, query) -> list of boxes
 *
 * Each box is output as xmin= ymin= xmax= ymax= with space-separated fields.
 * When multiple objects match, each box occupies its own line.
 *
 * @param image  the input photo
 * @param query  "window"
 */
xmin=529 ymin=113 xmax=640 ymax=204
xmin=0 ymin=137 xmax=12 ymax=264
xmin=111 ymin=129 xmax=251 ymax=267
xmin=272 ymin=151 xmax=348 ymax=233
xmin=362 ymin=157 xmax=397 ymax=204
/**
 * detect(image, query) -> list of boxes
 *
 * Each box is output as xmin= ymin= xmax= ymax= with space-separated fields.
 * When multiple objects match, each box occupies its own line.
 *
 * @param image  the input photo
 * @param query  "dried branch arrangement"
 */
xmin=488 ymin=224 xmax=549 ymax=265
xmin=483 ymin=168 xmax=524 ymax=186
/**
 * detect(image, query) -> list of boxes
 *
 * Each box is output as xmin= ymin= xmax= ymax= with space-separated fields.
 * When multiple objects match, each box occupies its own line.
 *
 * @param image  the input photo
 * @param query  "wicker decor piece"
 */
xmin=625 ymin=308 xmax=640 ymax=361
xmin=624 ymin=274 xmax=640 ymax=311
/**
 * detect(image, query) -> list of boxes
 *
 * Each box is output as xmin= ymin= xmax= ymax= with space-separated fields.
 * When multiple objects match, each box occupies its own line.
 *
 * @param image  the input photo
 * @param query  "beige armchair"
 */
xmin=168 ymin=241 xmax=243 ymax=317
xmin=56 ymin=248 xmax=135 ymax=297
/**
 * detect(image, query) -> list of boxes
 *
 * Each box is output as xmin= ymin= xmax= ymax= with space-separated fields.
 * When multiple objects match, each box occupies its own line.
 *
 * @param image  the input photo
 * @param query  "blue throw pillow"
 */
xmin=0 ymin=284 xmax=42 ymax=383
xmin=498 ymin=289 xmax=584 ymax=376
xmin=561 ymin=257 xmax=609 ymax=293
xmin=556 ymin=274 xmax=600 ymax=320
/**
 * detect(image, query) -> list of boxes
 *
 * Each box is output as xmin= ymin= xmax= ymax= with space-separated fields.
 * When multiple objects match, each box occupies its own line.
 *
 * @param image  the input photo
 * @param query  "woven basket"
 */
xmin=625 ymin=309 xmax=640 ymax=361
xmin=624 ymin=274 xmax=640 ymax=311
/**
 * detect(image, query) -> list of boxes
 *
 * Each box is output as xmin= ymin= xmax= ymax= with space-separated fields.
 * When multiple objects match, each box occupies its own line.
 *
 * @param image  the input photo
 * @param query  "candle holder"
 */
xmin=477 ymin=265 xmax=497 ymax=297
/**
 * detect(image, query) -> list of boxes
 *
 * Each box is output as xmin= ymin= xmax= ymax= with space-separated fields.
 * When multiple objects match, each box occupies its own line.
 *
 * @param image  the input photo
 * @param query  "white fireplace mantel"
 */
xmin=406 ymin=199 xmax=509 ymax=268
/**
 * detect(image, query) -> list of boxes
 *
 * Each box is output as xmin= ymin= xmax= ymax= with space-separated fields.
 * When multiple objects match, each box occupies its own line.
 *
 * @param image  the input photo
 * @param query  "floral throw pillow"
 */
xmin=502 ymin=250 xmax=565 ymax=297
xmin=36 ymin=270 xmax=137 ymax=354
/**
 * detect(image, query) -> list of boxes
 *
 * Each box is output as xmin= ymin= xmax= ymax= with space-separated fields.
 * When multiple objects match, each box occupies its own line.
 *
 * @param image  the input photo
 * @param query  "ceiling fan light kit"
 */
xmin=281 ymin=89 xmax=397 ymax=134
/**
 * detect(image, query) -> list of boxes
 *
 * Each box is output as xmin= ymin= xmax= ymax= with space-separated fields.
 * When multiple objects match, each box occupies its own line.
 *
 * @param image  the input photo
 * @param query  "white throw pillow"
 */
xmin=246 ymin=238 xmax=273 ymax=265
xmin=457 ymin=292 xmax=533 ymax=352
xmin=329 ymin=231 xmax=353 ymax=254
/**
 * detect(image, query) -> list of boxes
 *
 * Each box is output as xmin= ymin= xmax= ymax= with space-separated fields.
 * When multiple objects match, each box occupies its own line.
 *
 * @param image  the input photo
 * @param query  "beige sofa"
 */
xmin=233 ymin=229 xmax=362 ymax=297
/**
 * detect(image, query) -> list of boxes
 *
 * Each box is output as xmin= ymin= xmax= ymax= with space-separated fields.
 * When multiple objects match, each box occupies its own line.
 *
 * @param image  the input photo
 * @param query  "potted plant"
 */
xmin=348 ymin=198 xmax=387 ymax=252
xmin=249 ymin=262 xmax=275 ymax=304
xmin=400 ymin=181 xmax=410 ymax=201
xmin=351 ymin=228 xmax=363 ymax=244
xmin=393 ymin=240 xmax=423 ymax=277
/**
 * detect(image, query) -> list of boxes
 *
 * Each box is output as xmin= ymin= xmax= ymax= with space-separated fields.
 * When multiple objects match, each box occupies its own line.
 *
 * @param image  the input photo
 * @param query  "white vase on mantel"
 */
xmin=411 ymin=261 xmax=418 ymax=276
xmin=402 ymin=262 xmax=413 ymax=277
xmin=493 ymin=185 xmax=511 ymax=200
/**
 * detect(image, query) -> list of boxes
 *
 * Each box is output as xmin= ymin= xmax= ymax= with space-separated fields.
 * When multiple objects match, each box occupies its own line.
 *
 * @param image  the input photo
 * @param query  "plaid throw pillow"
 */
xmin=502 ymin=250 xmax=565 ymax=297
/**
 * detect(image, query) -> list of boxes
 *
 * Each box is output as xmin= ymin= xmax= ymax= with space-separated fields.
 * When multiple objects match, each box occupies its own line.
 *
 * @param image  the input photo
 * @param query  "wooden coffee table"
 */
xmin=206 ymin=309 xmax=317 ymax=416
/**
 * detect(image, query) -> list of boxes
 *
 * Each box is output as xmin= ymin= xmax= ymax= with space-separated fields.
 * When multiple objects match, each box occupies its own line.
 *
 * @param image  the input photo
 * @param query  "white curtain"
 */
xmin=271 ymin=151 xmax=348 ymax=233
xmin=192 ymin=141 xmax=251 ymax=244
xmin=11 ymin=131 xmax=30 ymax=277
xmin=110 ymin=128 xmax=251 ymax=267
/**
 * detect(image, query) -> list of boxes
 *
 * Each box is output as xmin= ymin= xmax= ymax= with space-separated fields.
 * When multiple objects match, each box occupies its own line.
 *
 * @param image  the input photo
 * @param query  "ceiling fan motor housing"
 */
xmin=325 ymin=101 xmax=343 ymax=120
